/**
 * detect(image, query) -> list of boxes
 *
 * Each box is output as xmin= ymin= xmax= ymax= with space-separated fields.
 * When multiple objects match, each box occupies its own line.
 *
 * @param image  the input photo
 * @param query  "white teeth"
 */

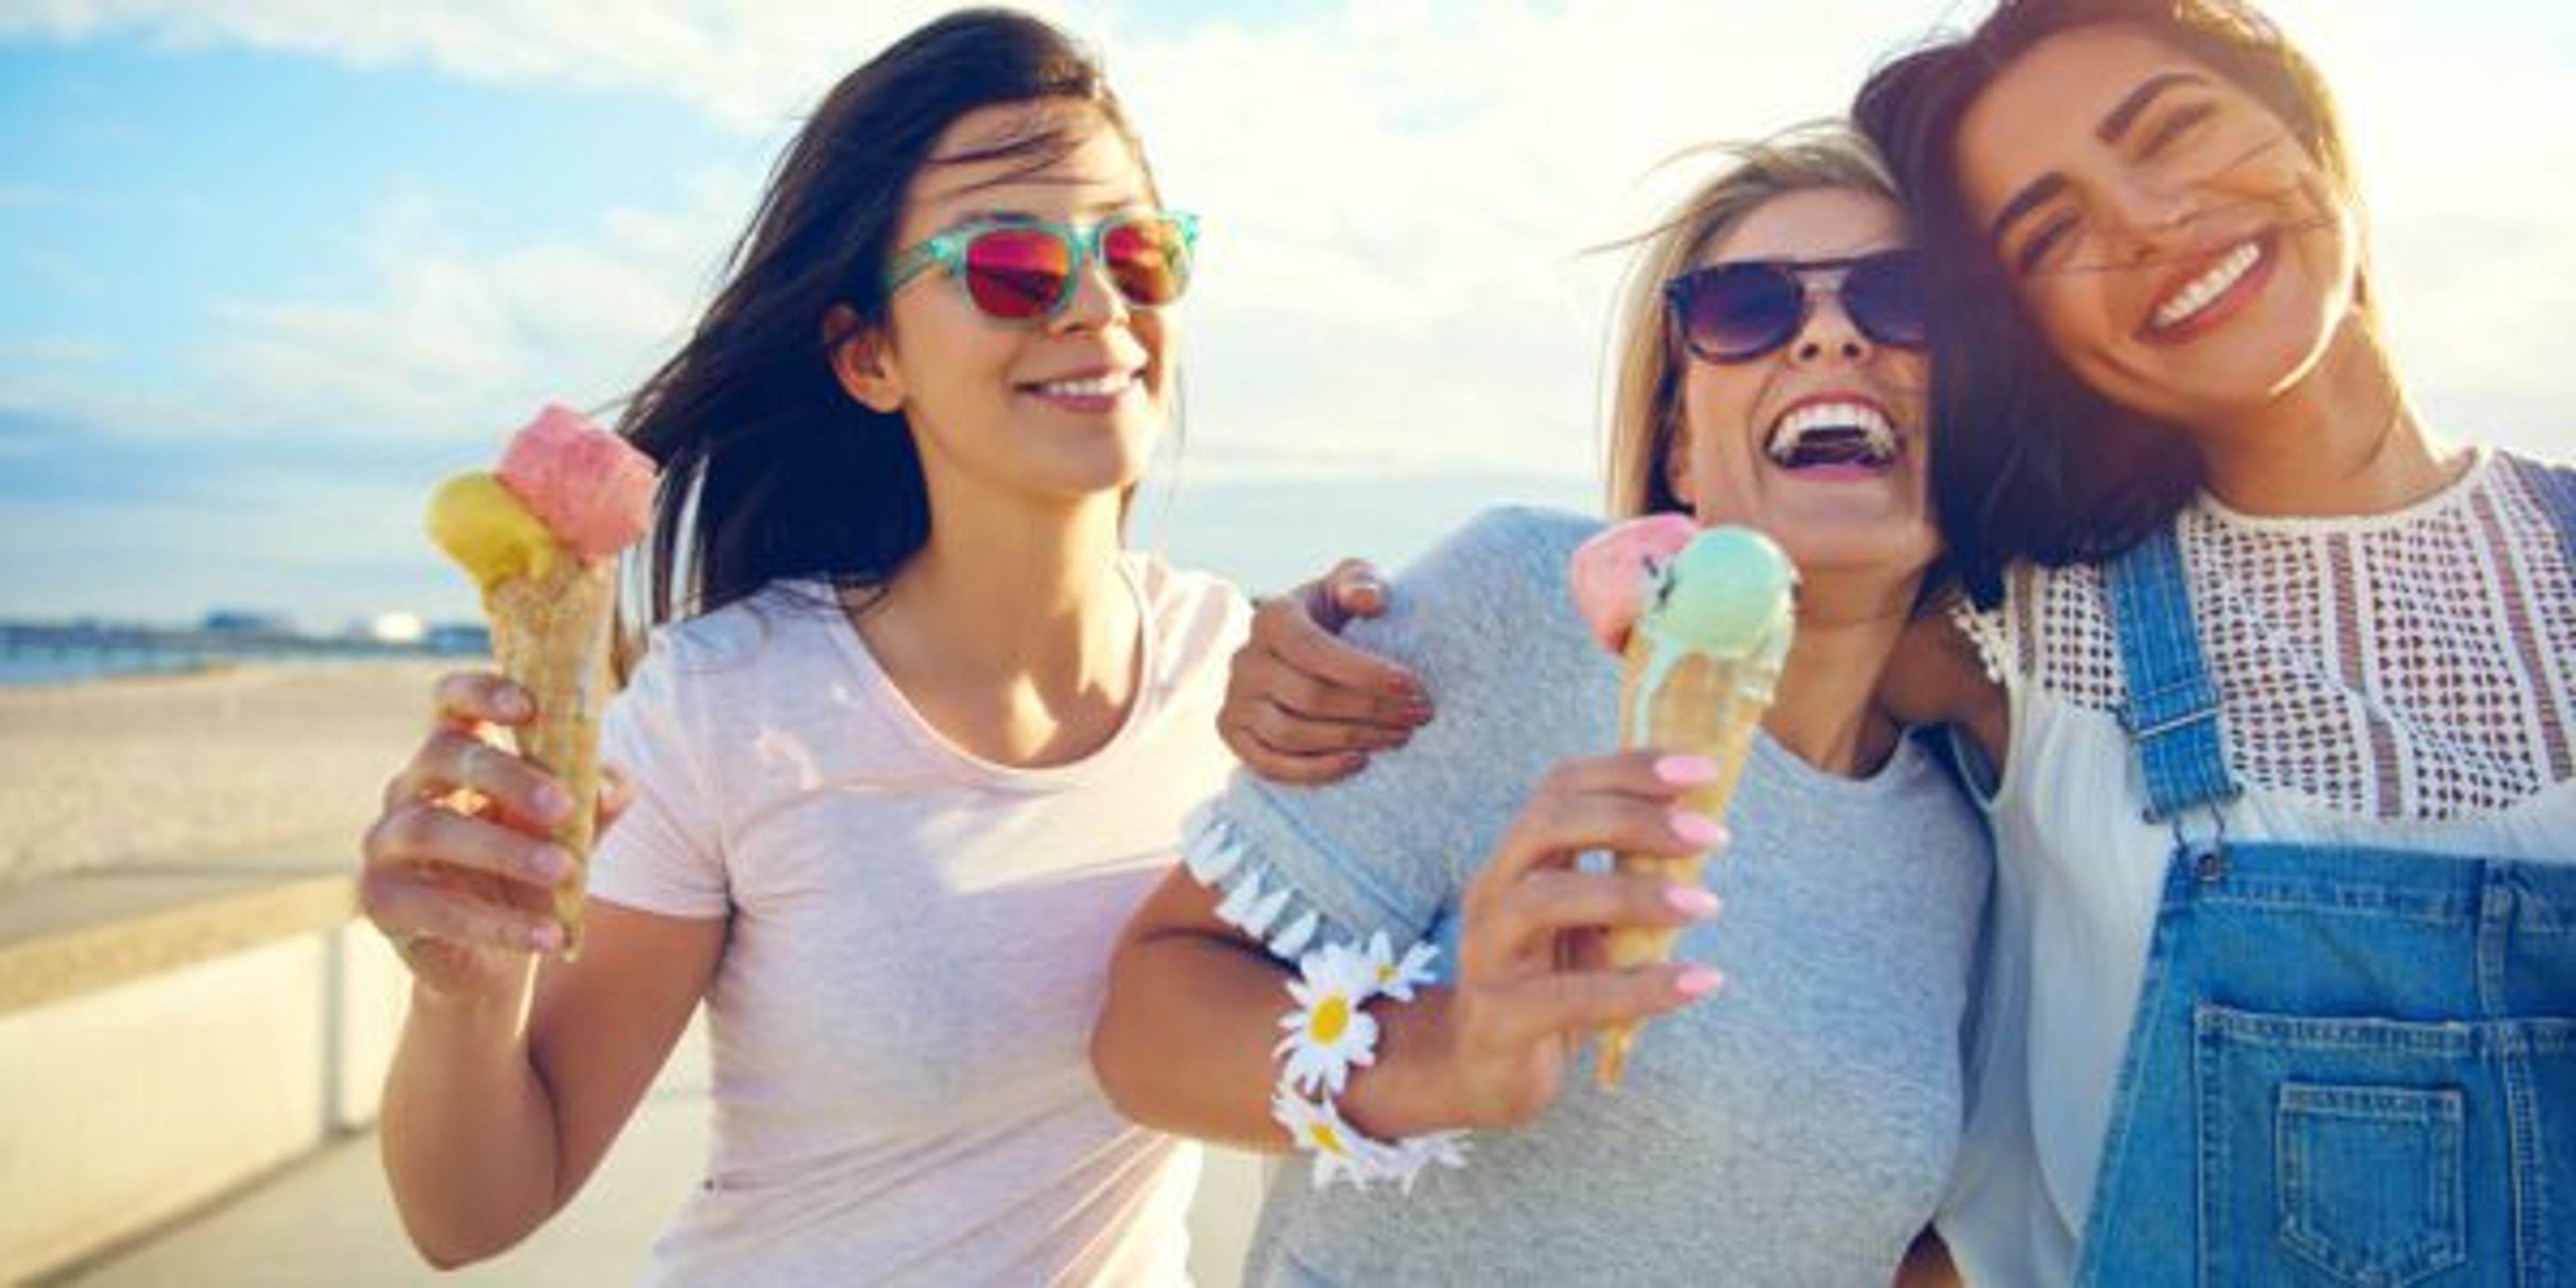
xmin=1032 ymin=371 xmax=1135 ymax=398
xmin=1765 ymin=400 xmax=1899 ymax=466
xmin=2151 ymin=240 xmax=2262 ymax=331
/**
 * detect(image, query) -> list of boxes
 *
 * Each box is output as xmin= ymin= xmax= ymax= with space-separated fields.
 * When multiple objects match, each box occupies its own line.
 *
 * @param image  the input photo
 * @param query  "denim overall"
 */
xmin=2075 ymin=456 xmax=2576 ymax=1287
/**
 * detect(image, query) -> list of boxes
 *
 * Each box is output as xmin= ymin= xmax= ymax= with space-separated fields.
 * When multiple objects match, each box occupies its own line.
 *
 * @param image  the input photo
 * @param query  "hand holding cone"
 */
xmin=1568 ymin=519 xmax=1796 ymax=1087
xmin=426 ymin=404 xmax=657 ymax=959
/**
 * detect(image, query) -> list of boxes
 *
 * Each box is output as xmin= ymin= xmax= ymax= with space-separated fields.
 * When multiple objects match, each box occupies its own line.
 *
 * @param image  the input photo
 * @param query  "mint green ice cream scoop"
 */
xmin=1635 ymin=525 xmax=1798 ymax=657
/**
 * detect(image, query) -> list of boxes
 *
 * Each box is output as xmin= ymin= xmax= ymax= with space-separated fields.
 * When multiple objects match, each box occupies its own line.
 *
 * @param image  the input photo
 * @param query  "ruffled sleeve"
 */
xmin=1187 ymin=506 xmax=1620 ymax=963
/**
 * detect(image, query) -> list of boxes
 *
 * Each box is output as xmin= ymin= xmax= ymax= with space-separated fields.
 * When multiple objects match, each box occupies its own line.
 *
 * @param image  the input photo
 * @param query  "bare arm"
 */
xmin=363 ymin=672 xmax=722 ymax=1267
xmin=1093 ymin=873 xmax=1352 ymax=1150
xmin=378 ymin=904 xmax=718 ymax=1266
xmin=1093 ymin=751 xmax=1728 ymax=1147
xmin=1876 ymin=608 xmax=2008 ymax=769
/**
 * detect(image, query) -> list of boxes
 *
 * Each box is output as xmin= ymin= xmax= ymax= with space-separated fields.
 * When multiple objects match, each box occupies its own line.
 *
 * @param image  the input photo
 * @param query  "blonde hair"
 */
xmin=1603 ymin=123 xmax=1902 ymax=519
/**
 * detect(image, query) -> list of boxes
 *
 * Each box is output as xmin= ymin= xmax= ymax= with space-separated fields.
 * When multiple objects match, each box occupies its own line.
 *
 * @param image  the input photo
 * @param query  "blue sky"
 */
xmin=3 ymin=1 xmax=2571 ymax=629
xmin=1 ymin=32 xmax=748 ymax=624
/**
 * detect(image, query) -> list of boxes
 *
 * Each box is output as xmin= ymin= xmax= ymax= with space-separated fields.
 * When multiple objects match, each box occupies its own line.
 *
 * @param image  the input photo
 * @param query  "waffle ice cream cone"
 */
xmin=485 ymin=558 xmax=618 ymax=956
xmin=1569 ymin=519 xmax=1794 ymax=1088
xmin=1596 ymin=635 xmax=1780 ymax=1087
xmin=427 ymin=405 xmax=657 ymax=961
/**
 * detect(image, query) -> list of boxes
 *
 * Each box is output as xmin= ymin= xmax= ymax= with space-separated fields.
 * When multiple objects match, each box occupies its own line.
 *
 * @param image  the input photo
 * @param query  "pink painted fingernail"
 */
xmin=1666 ymin=885 xmax=1720 ymax=918
xmin=1654 ymin=755 xmax=1719 ymax=786
xmin=525 ymin=922 xmax=564 ymax=952
xmin=1675 ymin=966 xmax=1725 ymax=998
xmin=1668 ymin=810 xmax=1727 ymax=848
xmin=532 ymin=784 xmax=574 ymax=823
xmin=529 ymin=845 xmax=572 ymax=881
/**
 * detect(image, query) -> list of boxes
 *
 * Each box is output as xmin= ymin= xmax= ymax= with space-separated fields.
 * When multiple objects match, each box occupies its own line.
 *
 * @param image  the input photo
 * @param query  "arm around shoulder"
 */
xmin=1877 ymin=608 xmax=2009 ymax=771
xmin=1094 ymin=508 xmax=1658 ymax=1161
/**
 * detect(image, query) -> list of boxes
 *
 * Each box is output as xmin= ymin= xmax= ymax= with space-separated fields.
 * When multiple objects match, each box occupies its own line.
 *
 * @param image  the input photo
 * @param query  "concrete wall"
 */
xmin=0 ymin=878 xmax=407 ymax=1284
xmin=1 ymin=871 xmax=1267 ymax=1285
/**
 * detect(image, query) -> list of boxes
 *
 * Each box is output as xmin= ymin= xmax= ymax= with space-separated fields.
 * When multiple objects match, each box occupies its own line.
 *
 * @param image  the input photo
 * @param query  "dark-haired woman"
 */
xmin=354 ymin=11 xmax=1262 ymax=1282
xmin=1849 ymin=1 xmax=2576 ymax=1282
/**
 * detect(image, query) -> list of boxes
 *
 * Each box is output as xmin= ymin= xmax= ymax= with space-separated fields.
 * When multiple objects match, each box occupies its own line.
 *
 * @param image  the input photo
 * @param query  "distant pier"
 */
xmin=0 ymin=621 xmax=489 ymax=679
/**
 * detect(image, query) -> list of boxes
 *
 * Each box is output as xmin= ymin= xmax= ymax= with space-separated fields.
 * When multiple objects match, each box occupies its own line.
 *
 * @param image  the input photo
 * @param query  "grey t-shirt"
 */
xmin=1194 ymin=507 xmax=1992 ymax=1287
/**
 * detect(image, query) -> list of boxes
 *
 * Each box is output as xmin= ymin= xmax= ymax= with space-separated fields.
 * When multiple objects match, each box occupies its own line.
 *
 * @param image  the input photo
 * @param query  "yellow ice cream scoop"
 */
xmin=426 ymin=471 xmax=559 ymax=593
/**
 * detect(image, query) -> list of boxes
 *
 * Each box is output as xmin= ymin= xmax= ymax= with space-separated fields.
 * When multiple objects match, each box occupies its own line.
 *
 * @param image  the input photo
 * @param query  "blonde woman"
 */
xmin=1093 ymin=127 xmax=1985 ymax=1285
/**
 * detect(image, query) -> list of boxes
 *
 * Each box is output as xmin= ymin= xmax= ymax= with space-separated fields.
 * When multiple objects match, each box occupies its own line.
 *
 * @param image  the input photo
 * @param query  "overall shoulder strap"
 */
xmin=2104 ymin=521 xmax=2241 ymax=823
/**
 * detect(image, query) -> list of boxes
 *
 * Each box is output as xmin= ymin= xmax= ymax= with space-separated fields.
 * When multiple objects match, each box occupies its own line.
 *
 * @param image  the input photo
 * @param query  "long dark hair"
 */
xmin=1854 ymin=0 xmax=2359 ymax=606
xmin=619 ymin=9 xmax=1150 ymax=627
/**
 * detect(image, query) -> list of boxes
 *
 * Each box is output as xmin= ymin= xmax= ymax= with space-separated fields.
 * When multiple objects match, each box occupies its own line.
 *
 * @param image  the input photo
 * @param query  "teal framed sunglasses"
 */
xmin=883 ymin=210 xmax=1199 ymax=323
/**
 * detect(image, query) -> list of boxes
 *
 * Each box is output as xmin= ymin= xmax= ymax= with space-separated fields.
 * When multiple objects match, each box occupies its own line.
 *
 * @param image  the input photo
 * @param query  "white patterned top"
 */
xmin=1957 ymin=448 xmax=2576 ymax=819
xmin=1934 ymin=447 xmax=2576 ymax=1288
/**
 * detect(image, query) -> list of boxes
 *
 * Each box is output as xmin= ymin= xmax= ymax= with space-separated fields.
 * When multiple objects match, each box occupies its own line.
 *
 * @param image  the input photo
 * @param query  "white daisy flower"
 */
xmin=1271 ymin=1087 xmax=1388 ymax=1191
xmin=1276 ymin=941 xmax=1381 ymax=1097
xmin=1362 ymin=931 xmax=1439 ymax=1002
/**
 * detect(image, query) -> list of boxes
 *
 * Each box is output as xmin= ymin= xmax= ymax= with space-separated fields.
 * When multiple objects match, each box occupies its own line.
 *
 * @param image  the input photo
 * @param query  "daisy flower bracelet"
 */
xmin=1271 ymin=931 xmax=1470 ymax=1192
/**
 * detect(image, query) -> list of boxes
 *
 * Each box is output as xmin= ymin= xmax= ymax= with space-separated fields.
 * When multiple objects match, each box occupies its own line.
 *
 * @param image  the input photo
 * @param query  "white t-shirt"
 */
xmin=588 ymin=557 xmax=1248 ymax=1287
xmin=1935 ymin=451 xmax=2576 ymax=1286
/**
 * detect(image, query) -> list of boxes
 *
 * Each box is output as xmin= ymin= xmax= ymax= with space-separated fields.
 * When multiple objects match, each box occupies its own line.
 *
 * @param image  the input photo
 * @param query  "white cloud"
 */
xmin=1119 ymin=0 xmax=2568 ymax=474
xmin=1 ymin=0 xmax=1055 ymax=131
xmin=3 ymin=0 xmax=1951 ymax=478
xmin=3 ymin=171 xmax=748 ymax=449
xmin=1097 ymin=0 xmax=1964 ymax=478
xmin=0 ymin=337 xmax=109 ymax=365
xmin=8 ymin=0 xmax=2572 ymax=500
xmin=197 ymin=190 xmax=706 ymax=441
xmin=0 ymin=479 xmax=462 ymax=626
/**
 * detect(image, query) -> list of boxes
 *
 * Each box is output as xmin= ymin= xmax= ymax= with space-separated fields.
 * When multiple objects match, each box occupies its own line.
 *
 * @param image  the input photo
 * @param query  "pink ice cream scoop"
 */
xmin=1568 ymin=513 xmax=1699 ymax=653
xmin=495 ymin=403 xmax=658 ymax=561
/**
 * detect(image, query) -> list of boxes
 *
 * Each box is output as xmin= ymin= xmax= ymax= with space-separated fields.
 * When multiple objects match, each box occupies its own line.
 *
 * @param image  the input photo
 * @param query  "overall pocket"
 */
xmin=2274 ymin=1082 xmax=2464 ymax=1285
xmin=2194 ymin=1005 xmax=2473 ymax=1287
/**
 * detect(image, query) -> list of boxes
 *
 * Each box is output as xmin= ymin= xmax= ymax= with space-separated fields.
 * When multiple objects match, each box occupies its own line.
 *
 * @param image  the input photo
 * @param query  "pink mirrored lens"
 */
xmin=1102 ymin=218 xmax=1187 ymax=306
xmin=963 ymin=229 xmax=1072 ymax=319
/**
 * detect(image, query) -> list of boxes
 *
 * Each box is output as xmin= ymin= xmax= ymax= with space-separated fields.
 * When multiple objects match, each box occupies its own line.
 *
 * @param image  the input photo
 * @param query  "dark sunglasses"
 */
xmin=1663 ymin=250 xmax=1927 ymax=363
xmin=883 ymin=210 xmax=1198 ymax=324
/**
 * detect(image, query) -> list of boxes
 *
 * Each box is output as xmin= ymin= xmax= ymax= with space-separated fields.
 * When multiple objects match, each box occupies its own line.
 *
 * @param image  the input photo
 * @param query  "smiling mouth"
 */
xmin=1023 ymin=368 xmax=1143 ymax=400
xmin=2147 ymin=237 xmax=2267 ymax=334
xmin=1766 ymin=400 xmax=1901 ymax=472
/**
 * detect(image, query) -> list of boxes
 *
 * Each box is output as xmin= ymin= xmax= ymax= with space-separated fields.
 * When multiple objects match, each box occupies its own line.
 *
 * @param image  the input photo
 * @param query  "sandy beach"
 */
xmin=0 ymin=661 xmax=448 ymax=885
